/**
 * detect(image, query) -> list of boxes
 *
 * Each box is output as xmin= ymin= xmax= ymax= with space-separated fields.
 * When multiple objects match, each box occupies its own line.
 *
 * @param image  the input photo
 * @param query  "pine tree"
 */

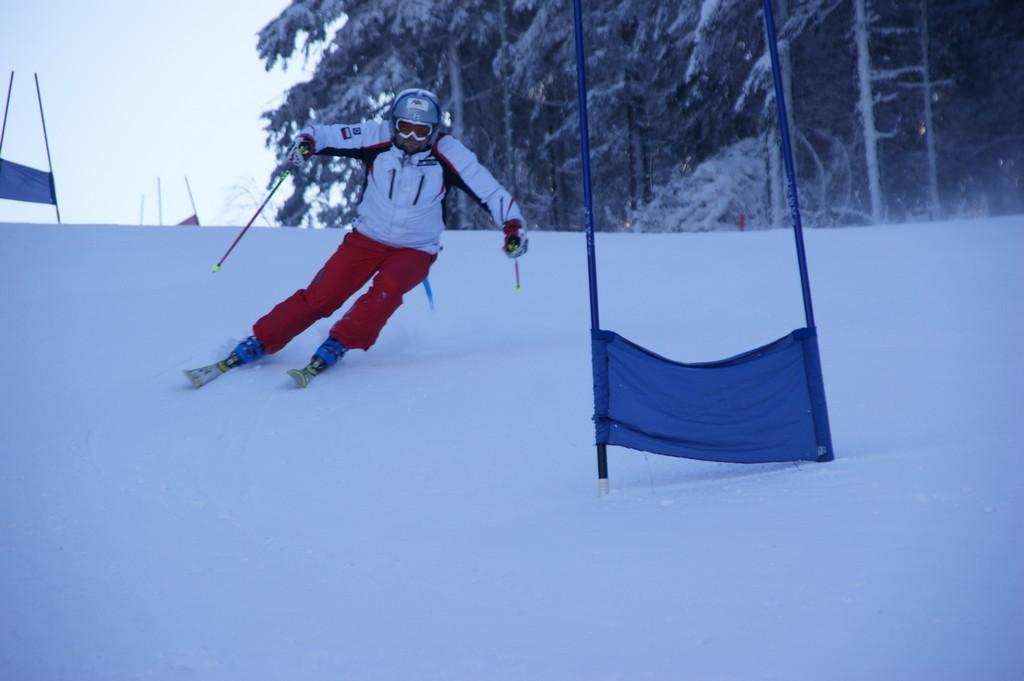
xmin=253 ymin=0 xmax=1024 ymax=230
xmin=928 ymin=0 xmax=1024 ymax=217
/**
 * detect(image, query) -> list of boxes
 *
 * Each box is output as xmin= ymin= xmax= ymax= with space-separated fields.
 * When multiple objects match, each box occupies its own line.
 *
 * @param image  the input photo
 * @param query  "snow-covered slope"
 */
xmin=1 ymin=218 xmax=1021 ymax=680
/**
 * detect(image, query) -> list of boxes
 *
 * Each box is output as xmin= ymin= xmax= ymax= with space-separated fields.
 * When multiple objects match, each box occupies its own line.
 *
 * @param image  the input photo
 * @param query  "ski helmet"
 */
xmin=390 ymin=88 xmax=442 ymax=145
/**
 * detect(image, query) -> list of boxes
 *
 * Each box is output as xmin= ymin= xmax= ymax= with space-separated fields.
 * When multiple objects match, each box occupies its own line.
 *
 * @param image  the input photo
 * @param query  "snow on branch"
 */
xmin=871 ymin=65 xmax=926 ymax=82
xmin=633 ymin=138 xmax=765 ymax=232
xmin=685 ymin=0 xmax=725 ymax=80
xmin=257 ymin=0 xmax=347 ymax=70
xmin=734 ymin=51 xmax=771 ymax=113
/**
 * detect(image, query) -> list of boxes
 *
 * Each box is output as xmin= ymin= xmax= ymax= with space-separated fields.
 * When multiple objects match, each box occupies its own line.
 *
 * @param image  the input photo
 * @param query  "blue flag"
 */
xmin=0 ymin=158 xmax=57 ymax=205
xmin=592 ymin=327 xmax=833 ymax=464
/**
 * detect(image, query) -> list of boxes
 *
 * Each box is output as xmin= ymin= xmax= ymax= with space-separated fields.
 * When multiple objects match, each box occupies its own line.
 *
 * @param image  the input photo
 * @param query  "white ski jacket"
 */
xmin=300 ymin=120 xmax=524 ymax=254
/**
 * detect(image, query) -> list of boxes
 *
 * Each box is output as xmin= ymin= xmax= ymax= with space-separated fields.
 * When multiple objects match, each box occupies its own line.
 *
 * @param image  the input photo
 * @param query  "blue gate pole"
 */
xmin=570 ymin=0 xmax=609 ymax=494
xmin=762 ymin=0 xmax=814 ymax=328
xmin=571 ymin=0 xmax=600 ymax=332
xmin=34 ymin=73 xmax=60 ymax=224
xmin=763 ymin=0 xmax=834 ymax=462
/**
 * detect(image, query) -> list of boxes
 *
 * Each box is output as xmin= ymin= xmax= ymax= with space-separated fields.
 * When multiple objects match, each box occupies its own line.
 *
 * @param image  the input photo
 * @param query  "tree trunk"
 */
xmin=918 ymin=0 xmax=941 ymax=218
xmin=639 ymin=99 xmax=653 ymax=204
xmin=626 ymin=95 xmax=638 ymax=213
xmin=853 ymin=0 xmax=884 ymax=222
xmin=778 ymin=0 xmax=798 ymax=186
xmin=447 ymin=41 xmax=467 ymax=228
xmin=769 ymin=133 xmax=785 ymax=227
xmin=548 ymin=133 xmax=562 ymax=229
xmin=497 ymin=0 xmax=517 ymax=197
xmin=766 ymin=0 xmax=795 ymax=227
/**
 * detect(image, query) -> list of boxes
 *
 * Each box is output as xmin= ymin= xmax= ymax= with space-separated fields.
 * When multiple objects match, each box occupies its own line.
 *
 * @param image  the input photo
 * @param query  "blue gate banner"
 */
xmin=0 ymin=158 xmax=57 ymax=205
xmin=592 ymin=327 xmax=833 ymax=463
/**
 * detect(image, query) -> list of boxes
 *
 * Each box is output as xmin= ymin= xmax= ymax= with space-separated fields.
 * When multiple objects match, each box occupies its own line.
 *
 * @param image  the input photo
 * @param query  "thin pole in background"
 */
xmin=1 ymin=72 xmax=13 ymax=158
xmin=762 ymin=0 xmax=816 ymax=328
xmin=33 ymin=73 xmax=60 ymax=223
xmin=184 ymin=175 xmax=199 ymax=224
xmin=157 ymin=176 xmax=163 ymax=226
xmin=570 ymin=0 xmax=609 ymax=496
xmin=139 ymin=194 xmax=145 ymax=225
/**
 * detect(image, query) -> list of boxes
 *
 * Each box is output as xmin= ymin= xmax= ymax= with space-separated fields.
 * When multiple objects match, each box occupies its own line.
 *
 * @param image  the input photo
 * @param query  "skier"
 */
xmin=185 ymin=88 xmax=527 ymax=388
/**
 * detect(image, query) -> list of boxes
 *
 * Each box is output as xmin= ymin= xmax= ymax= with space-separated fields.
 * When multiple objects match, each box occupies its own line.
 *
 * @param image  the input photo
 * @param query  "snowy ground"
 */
xmin=1 ymin=216 xmax=1022 ymax=680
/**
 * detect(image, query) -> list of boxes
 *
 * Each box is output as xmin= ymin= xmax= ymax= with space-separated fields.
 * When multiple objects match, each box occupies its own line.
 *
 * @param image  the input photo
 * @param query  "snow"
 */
xmin=1 ymin=217 xmax=1022 ymax=680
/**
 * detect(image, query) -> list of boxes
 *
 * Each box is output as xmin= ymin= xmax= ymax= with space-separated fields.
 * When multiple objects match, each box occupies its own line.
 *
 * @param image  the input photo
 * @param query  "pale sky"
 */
xmin=0 ymin=1 xmax=310 ymax=226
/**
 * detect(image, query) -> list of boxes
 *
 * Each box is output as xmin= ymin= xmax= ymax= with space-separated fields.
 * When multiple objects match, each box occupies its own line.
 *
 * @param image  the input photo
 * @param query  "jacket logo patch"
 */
xmin=340 ymin=126 xmax=362 ymax=140
xmin=417 ymin=158 xmax=439 ymax=166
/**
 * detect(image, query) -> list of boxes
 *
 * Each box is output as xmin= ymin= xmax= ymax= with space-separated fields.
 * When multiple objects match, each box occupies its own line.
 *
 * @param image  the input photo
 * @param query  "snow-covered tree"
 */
xmin=927 ymin=0 xmax=1024 ymax=217
xmin=666 ymin=0 xmax=852 ymax=229
xmin=254 ymin=0 xmax=1024 ymax=230
xmin=852 ymin=0 xmax=885 ymax=222
xmin=632 ymin=138 xmax=767 ymax=232
xmin=854 ymin=0 xmax=952 ymax=222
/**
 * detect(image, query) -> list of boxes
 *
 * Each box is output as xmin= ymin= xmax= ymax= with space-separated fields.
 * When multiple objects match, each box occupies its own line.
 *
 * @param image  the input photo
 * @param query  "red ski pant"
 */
xmin=253 ymin=230 xmax=436 ymax=353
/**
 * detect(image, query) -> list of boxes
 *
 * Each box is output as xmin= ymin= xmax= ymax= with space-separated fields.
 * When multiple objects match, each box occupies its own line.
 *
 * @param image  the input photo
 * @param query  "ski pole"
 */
xmin=514 ymin=260 xmax=521 ymax=291
xmin=212 ymin=168 xmax=291 ymax=272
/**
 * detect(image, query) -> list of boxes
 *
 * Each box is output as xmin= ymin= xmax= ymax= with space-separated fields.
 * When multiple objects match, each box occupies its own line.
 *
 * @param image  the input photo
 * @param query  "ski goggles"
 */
xmin=395 ymin=118 xmax=433 ymax=142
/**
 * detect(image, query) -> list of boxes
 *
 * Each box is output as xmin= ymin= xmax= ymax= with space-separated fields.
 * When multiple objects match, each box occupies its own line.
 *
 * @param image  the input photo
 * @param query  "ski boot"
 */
xmin=184 ymin=336 xmax=265 ymax=388
xmin=288 ymin=337 xmax=347 ymax=388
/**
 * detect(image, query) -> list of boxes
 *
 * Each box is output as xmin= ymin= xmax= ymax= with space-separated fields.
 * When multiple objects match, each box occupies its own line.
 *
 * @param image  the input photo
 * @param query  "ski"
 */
xmin=287 ymin=366 xmax=320 ymax=388
xmin=183 ymin=361 xmax=232 ymax=388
